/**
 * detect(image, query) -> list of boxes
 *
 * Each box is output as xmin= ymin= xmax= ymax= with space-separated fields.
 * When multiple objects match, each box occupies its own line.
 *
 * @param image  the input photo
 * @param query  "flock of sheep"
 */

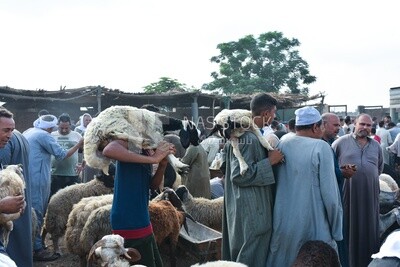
xmin=37 ymin=170 xmax=224 ymax=266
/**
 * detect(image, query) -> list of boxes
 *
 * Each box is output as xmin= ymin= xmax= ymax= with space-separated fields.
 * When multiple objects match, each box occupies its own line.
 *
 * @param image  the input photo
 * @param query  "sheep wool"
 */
xmin=42 ymin=175 xmax=114 ymax=254
xmin=0 ymin=164 xmax=25 ymax=247
xmin=68 ymin=194 xmax=186 ymax=267
xmin=84 ymin=105 xmax=192 ymax=174
xmin=210 ymin=109 xmax=273 ymax=175
xmin=65 ymin=194 xmax=114 ymax=263
xmin=87 ymin=234 xmax=141 ymax=267
xmin=380 ymin=180 xmax=392 ymax=193
xmin=176 ymin=185 xmax=223 ymax=232
xmin=379 ymin=173 xmax=399 ymax=192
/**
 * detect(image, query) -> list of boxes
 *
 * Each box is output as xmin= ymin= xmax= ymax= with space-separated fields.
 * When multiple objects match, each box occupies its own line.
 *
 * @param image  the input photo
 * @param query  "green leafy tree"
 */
xmin=203 ymin=31 xmax=316 ymax=95
xmin=143 ymin=77 xmax=188 ymax=93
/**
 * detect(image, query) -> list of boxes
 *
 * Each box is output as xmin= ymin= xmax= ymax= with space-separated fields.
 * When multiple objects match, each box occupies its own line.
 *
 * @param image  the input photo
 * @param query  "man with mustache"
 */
xmin=332 ymin=114 xmax=383 ymax=267
xmin=321 ymin=112 xmax=356 ymax=267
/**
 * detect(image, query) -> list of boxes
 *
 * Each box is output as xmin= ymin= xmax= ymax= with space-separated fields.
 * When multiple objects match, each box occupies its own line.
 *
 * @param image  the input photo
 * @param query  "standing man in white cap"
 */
xmin=267 ymin=106 xmax=343 ymax=267
xmin=332 ymin=113 xmax=383 ymax=267
xmin=23 ymin=114 xmax=83 ymax=262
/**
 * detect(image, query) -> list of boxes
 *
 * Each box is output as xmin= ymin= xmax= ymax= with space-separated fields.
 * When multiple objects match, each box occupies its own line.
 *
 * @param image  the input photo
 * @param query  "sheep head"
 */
xmin=175 ymin=185 xmax=190 ymax=202
xmin=87 ymin=234 xmax=141 ymax=266
xmin=209 ymin=109 xmax=254 ymax=140
xmin=0 ymin=164 xmax=25 ymax=197
xmin=159 ymin=115 xmax=199 ymax=148
xmin=153 ymin=187 xmax=195 ymax=234
xmin=95 ymin=162 xmax=115 ymax=189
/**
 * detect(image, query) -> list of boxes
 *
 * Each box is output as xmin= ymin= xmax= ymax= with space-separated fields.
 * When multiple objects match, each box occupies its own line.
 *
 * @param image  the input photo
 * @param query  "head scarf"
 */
xmin=75 ymin=113 xmax=92 ymax=133
xmin=33 ymin=115 xmax=58 ymax=130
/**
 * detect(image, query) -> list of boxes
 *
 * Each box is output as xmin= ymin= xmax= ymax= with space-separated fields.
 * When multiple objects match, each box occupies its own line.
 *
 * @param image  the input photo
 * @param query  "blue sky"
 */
xmin=1 ymin=0 xmax=400 ymax=111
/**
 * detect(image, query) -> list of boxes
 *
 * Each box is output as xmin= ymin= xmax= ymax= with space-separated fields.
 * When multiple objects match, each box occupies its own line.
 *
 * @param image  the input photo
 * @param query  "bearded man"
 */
xmin=332 ymin=114 xmax=383 ymax=267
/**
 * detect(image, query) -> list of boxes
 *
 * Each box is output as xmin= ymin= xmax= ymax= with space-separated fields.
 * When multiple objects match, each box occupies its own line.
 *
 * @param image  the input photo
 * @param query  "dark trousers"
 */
xmin=50 ymin=175 xmax=80 ymax=200
xmin=125 ymin=234 xmax=163 ymax=267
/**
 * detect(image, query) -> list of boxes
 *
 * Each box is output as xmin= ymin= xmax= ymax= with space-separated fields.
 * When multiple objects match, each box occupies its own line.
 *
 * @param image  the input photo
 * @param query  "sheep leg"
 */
xmin=41 ymin=227 xmax=47 ymax=250
xmin=51 ymin=236 xmax=61 ymax=255
xmin=231 ymin=137 xmax=248 ymax=175
xmin=79 ymin=255 xmax=86 ymax=267
xmin=168 ymin=154 xmax=189 ymax=171
xmin=252 ymin=127 xmax=274 ymax=151
xmin=1 ymin=221 xmax=13 ymax=248
xmin=0 ymin=213 xmax=21 ymax=224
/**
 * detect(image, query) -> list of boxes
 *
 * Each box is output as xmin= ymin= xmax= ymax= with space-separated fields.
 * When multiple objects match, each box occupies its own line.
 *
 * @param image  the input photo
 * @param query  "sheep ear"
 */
xmin=179 ymin=128 xmax=190 ymax=149
xmin=87 ymin=239 xmax=105 ymax=266
xmin=207 ymin=124 xmax=221 ymax=138
xmin=125 ymin=248 xmax=141 ymax=263
xmin=102 ymin=166 xmax=109 ymax=176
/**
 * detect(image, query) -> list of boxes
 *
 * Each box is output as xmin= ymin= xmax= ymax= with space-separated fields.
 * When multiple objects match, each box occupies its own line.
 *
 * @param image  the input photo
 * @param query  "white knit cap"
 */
xmin=371 ymin=230 xmax=400 ymax=259
xmin=295 ymin=106 xmax=321 ymax=126
xmin=34 ymin=115 xmax=58 ymax=129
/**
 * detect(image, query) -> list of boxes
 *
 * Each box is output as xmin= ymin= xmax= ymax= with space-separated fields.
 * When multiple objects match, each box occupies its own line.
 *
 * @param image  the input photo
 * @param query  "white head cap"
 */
xmin=295 ymin=106 xmax=321 ymax=126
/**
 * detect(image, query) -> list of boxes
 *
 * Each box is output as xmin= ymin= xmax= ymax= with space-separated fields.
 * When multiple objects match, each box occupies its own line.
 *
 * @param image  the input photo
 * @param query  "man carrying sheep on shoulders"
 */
xmin=102 ymin=136 xmax=176 ymax=267
xmin=221 ymin=93 xmax=284 ymax=267
xmin=267 ymin=106 xmax=343 ymax=267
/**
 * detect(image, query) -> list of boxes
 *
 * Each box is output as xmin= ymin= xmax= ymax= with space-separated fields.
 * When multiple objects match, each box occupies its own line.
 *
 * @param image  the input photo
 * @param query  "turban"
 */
xmin=34 ymin=115 xmax=58 ymax=130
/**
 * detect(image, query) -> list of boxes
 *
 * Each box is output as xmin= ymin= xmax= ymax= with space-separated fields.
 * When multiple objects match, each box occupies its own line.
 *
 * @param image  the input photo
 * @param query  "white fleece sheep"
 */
xmin=65 ymin=194 xmax=114 ymax=265
xmin=175 ymin=185 xmax=223 ymax=232
xmin=379 ymin=173 xmax=399 ymax=192
xmin=209 ymin=109 xmax=273 ymax=175
xmin=84 ymin=105 xmax=199 ymax=174
xmin=41 ymin=171 xmax=114 ymax=254
xmin=380 ymin=180 xmax=392 ymax=193
xmin=87 ymin=234 xmax=142 ymax=267
xmin=0 ymin=164 xmax=25 ymax=247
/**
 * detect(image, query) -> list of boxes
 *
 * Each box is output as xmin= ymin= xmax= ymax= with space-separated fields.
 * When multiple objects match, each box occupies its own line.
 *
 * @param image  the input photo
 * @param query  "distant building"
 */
xmin=0 ymin=86 xmax=322 ymax=132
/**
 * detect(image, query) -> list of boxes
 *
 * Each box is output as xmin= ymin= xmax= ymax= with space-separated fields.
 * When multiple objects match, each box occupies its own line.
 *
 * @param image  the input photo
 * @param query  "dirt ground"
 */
xmin=33 ymin=235 xmax=215 ymax=267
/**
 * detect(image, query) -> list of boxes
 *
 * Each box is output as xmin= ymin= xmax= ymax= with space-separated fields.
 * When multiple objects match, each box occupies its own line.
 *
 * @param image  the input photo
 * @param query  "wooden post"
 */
xmin=97 ymin=87 xmax=102 ymax=114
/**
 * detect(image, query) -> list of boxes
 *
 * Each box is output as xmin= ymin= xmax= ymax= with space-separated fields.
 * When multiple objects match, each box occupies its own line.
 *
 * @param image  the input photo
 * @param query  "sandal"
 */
xmin=33 ymin=249 xmax=60 ymax=262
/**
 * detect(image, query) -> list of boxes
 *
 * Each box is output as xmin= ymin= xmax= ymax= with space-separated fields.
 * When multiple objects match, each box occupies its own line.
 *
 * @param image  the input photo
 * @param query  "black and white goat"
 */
xmin=84 ymin=105 xmax=199 ymax=174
